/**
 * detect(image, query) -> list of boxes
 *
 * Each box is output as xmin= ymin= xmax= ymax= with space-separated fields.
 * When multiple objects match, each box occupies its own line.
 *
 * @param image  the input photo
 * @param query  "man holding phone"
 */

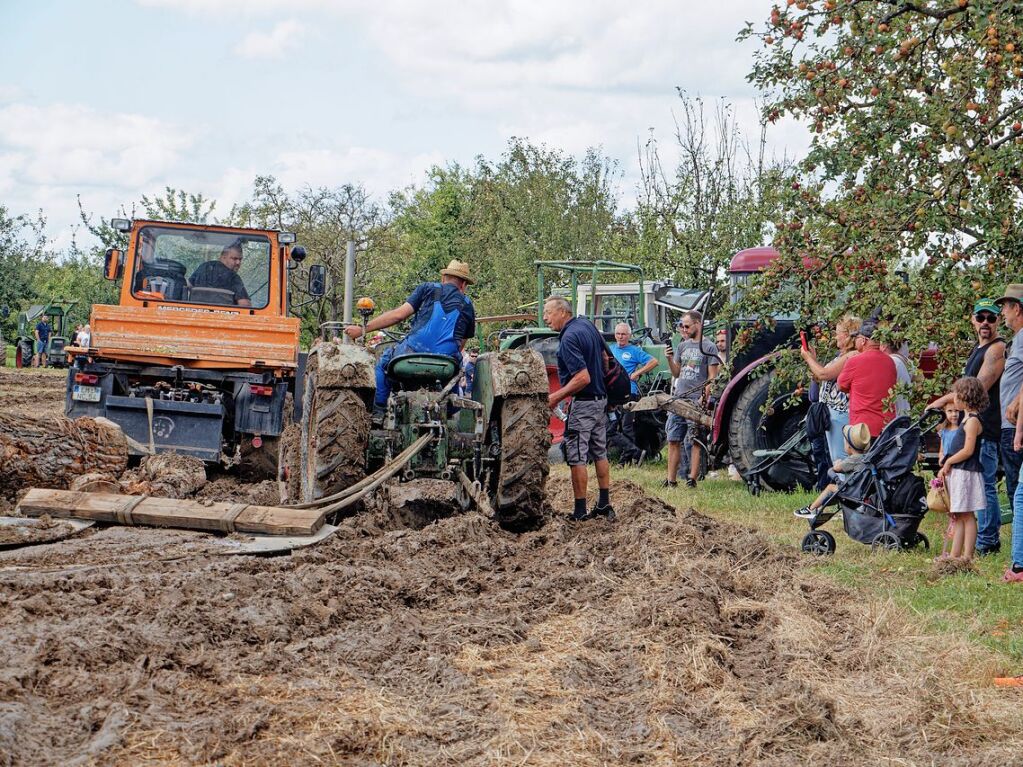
xmin=665 ymin=310 xmax=720 ymax=489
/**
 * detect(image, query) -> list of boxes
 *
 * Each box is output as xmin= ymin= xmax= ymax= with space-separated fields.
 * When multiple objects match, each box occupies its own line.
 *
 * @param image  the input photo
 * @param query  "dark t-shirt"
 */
xmin=35 ymin=321 xmax=51 ymax=343
xmin=963 ymin=339 xmax=1003 ymax=442
xmin=190 ymin=261 xmax=250 ymax=303
xmin=406 ymin=282 xmax=476 ymax=342
xmin=557 ymin=317 xmax=607 ymax=398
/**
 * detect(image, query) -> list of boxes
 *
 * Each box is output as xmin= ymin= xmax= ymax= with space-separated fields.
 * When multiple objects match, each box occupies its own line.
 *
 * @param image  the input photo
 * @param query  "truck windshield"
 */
xmin=131 ymin=227 xmax=271 ymax=309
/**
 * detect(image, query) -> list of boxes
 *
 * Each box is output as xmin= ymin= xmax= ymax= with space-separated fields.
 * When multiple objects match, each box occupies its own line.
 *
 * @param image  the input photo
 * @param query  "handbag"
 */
xmin=805 ymin=401 xmax=831 ymax=439
xmin=926 ymin=483 xmax=949 ymax=514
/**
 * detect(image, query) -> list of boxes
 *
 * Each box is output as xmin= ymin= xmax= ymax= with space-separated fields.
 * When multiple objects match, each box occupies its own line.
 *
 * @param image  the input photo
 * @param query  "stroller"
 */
xmin=799 ymin=413 xmax=941 ymax=555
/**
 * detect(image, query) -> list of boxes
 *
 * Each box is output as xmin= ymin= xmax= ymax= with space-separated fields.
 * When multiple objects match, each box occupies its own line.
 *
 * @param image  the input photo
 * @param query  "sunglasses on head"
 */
xmin=975 ymin=312 xmax=998 ymax=323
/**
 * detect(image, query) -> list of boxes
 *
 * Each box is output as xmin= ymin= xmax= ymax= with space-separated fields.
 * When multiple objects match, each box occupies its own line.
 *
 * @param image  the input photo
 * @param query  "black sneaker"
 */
xmin=568 ymin=509 xmax=592 ymax=522
xmin=660 ymin=479 xmax=678 ymax=488
xmin=976 ymin=543 xmax=1001 ymax=556
xmin=685 ymin=478 xmax=697 ymax=489
xmin=793 ymin=506 xmax=815 ymax=519
xmin=591 ymin=503 xmax=616 ymax=522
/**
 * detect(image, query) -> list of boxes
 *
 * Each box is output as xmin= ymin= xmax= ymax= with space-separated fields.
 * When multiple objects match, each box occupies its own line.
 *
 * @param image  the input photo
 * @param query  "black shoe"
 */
xmin=660 ymin=479 xmax=678 ymax=488
xmin=976 ymin=543 xmax=1001 ymax=556
xmin=568 ymin=509 xmax=592 ymax=522
xmin=591 ymin=503 xmax=616 ymax=522
xmin=371 ymin=405 xmax=386 ymax=427
xmin=685 ymin=478 xmax=697 ymax=489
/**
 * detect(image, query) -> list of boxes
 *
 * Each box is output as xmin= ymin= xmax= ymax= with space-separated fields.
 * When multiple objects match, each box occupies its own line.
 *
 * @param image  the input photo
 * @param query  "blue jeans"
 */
xmin=826 ymin=407 xmax=850 ymax=463
xmin=1013 ymin=460 xmax=1023 ymax=568
xmin=1001 ymin=428 xmax=1023 ymax=516
xmin=976 ymin=438 xmax=1002 ymax=550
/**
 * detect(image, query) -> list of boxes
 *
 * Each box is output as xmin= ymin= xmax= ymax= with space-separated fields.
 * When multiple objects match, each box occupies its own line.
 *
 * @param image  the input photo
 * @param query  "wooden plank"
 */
xmin=16 ymin=489 xmax=324 ymax=536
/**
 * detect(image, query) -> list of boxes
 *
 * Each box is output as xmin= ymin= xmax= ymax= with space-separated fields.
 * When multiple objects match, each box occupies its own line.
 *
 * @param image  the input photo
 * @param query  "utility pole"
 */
xmin=342 ymin=239 xmax=356 ymax=324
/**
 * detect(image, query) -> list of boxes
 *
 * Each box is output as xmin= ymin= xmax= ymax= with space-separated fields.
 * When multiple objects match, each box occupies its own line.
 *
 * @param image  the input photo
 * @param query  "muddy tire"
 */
xmin=493 ymin=394 xmax=550 ymax=531
xmin=727 ymin=371 xmax=809 ymax=491
xmin=299 ymin=359 xmax=370 ymax=503
xmin=278 ymin=423 xmax=302 ymax=503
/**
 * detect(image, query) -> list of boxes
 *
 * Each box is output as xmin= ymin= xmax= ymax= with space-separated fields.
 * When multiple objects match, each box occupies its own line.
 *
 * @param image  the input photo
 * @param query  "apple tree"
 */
xmin=737 ymin=0 xmax=1023 ymax=401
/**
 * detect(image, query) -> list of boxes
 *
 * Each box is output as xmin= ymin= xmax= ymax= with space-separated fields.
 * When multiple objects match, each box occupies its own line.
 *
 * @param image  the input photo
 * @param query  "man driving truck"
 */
xmin=189 ymin=240 xmax=252 ymax=306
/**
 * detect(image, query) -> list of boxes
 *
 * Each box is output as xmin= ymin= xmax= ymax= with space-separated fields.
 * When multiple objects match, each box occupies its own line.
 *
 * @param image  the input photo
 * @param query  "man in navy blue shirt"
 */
xmin=34 ymin=315 xmax=51 ymax=367
xmin=544 ymin=295 xmax=614 ymax=522
xmin=344 ymin=260 xmax=476 ymax=415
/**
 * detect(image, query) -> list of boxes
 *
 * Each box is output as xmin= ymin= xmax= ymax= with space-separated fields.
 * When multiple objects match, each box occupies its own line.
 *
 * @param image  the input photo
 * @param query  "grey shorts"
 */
xmin=667 ymin=411 xmax=704 ymax=449
xmin=564 ymin=398 xmax=608 ymax=466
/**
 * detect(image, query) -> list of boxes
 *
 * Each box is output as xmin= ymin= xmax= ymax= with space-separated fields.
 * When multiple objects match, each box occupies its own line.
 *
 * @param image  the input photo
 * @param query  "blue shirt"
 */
xmin=611 ymin=343 xmax=653 ymax=395
xmin=557 ymin=317 xmax=607 ymax=398
xmin=406 ymin=282 xmax=476 ymax=343
xmin=35 ymin=321 xmax=51 ymax=344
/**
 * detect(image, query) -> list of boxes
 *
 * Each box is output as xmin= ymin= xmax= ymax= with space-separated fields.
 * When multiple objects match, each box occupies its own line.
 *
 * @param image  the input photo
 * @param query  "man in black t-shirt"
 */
xmin=544 ymin=295 xmax=614 ymax=522
xmin=190 ymin=242 xmax=251 ymax=306
xmin=929 ymin=297 xmax=1005 ymax=555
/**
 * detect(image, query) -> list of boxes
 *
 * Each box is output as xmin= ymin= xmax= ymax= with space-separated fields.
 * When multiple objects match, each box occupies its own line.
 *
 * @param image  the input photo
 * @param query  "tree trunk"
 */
xmin=0 ymin=414 xmax=129 ymax=499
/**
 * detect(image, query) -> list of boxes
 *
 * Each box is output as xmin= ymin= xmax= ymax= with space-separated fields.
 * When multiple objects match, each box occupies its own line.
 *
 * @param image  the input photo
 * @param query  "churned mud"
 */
xmin=0 ymin=368 xmax=1020 ymax=765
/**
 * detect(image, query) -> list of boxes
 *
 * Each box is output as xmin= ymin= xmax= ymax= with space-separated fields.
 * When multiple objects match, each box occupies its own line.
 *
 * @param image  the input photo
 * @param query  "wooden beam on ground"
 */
xmin=17 ymin=488 xmax=325 ymax=537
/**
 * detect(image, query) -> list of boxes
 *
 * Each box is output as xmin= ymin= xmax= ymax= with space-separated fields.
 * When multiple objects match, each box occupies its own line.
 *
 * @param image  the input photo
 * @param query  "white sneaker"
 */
xmin=793 ymin=506 xmax=815 ymax=519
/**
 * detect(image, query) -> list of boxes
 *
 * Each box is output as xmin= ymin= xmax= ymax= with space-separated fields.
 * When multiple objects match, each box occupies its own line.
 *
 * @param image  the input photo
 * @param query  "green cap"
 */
xmin=973 ymin=298 xmax=1000 ymax=316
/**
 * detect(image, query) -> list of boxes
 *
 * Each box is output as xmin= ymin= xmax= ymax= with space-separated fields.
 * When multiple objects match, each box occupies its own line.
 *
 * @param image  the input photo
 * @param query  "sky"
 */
xmin=0 ymin=0 xmax=808 ymax=250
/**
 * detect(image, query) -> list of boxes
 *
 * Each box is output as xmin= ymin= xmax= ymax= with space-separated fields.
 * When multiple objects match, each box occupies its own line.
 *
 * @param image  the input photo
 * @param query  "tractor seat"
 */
xmin=386 ymin=353 xmax=460 ymax=389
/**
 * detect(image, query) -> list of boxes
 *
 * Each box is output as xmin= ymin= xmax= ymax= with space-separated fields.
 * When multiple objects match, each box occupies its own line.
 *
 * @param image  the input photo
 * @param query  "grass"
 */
xmin=604 ymin=461 xmax=1023 ymax=667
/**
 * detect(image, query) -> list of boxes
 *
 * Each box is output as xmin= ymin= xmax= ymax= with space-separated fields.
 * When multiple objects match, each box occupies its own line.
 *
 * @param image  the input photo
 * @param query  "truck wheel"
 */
xmin=299 ymin=358 xmax=370 ymax=503
xmin=492 ymin=394 xmax=550 ymax=531
xmin=727 ymin=371 xmax=808 ymax=490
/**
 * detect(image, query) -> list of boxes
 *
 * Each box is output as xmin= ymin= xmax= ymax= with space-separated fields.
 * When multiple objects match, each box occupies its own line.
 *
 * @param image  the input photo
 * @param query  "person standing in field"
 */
xmin=937 ymin=377 xmax=988 ymax=564
xmin=543 ymin=296 xmax=615 ymax=522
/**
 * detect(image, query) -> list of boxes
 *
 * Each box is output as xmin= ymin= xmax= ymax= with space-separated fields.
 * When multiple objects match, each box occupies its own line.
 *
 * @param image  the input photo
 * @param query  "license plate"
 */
xmin=72 ymin=385 xmax=101 ymax=403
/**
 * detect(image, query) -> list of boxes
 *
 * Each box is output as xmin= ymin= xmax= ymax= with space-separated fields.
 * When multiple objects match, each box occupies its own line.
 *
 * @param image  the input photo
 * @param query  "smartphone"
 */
xmin=800 ymin=331 xmax=808 ymax=351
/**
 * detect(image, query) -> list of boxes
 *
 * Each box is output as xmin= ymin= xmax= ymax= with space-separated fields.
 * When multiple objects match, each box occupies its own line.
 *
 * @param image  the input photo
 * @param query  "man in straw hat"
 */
xmin=345 ymin=260 xmax=476 ymax=418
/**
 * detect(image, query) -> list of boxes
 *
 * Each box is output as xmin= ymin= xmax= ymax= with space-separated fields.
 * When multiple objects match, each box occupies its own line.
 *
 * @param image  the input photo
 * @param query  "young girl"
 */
xmin=937 ymin=377 xmax=989 ymax=563
xmin=937 ymin=402 xmax=961 ymax=465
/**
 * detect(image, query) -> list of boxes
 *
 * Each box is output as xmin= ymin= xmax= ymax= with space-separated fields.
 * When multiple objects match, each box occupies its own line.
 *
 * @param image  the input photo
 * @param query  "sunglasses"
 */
xmin=975 ymin=312 xmax=999 ymax=324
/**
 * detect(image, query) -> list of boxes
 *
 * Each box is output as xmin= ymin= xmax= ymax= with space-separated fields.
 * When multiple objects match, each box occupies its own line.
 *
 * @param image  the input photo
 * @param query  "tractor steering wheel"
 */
xmin=630 ymin=326 xmax=653 ymax=344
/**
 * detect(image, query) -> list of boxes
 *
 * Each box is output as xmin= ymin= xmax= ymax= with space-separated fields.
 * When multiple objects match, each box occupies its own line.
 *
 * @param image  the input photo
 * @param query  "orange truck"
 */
xmin=65 ymin=218 xmax=324 ymax=473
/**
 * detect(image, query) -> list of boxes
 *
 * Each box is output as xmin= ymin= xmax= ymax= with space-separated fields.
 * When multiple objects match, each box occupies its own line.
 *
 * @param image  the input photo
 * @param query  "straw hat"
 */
xmin=842 ymin=422 xmax=871 ymax=452
xmin=993 ymin=284 xmax=1023 ymax=307
xmin=440 ymin=260 xmax=474 ymax=285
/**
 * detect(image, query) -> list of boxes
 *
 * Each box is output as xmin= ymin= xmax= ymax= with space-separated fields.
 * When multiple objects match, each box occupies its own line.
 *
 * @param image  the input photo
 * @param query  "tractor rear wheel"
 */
xmin=299 ymin=356 xmax=371 ymax=503
xmin=492 ymin=394 xmax=550 ymax=531
xmin=728 ymin=371 xmax=809 ymax=491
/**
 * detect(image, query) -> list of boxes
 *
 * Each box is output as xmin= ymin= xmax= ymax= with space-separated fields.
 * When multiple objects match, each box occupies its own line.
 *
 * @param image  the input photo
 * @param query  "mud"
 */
xmin=0 ymin=368 xmax=66 ymax=417
xmin=0 ymin=369 xmax=1020 ymax=765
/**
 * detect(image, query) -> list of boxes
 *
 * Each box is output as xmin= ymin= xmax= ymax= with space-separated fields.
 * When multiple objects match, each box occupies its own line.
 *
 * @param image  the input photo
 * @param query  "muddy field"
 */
xmin=1 ymin=368 xmax=1021 ymax=765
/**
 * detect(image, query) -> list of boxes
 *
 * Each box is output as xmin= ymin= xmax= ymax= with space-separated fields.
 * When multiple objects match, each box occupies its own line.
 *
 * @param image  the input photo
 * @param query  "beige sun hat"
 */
xmin=440 ymin=259 xmax=474 ymax=285
xmin=993 ymin=283 xmax=1023 ymax=306
xmin=842 ymin=422 xmax=871 ymax=452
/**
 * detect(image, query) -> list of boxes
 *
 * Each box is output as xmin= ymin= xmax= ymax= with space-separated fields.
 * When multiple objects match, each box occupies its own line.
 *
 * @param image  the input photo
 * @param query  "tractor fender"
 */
xmin=711 ymin=352 xmax=779 ymax=446
xmin=473 ymin=348 xmax=547 ymax=426
xmin=313 ymin=340 xmax=376 ymax=390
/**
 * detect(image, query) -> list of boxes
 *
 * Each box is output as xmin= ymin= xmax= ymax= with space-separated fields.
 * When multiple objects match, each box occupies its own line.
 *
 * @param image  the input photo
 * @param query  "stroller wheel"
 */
xmin=912 ymin=532 xmax=930 ymax=551
xmin=800 ymin=530 xmax=836 ymax=556
xmin=871 ymin=531 xmax=901 ymax=553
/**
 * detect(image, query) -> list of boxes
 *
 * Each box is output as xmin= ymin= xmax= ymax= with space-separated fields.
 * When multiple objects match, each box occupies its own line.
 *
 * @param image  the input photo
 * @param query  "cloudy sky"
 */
xmin=1 ymin=0 xmax=807 ymax=248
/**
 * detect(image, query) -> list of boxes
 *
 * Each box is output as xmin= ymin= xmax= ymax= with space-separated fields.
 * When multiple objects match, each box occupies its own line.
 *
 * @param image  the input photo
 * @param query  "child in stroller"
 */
xmin=798 ymin=412 xmax=939 ymax=556
xmin=793 ymin=422 xmax=871 ymax=519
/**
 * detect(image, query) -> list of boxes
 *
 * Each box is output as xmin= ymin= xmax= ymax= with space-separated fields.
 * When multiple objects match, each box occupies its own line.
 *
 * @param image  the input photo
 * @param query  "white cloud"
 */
xmin=233 ymin=19 xmax=305 ymax=59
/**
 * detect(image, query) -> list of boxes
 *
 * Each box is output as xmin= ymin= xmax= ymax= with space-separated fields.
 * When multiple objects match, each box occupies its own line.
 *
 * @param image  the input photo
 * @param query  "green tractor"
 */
xmin=14 ymin=300 xmax=79 ymax=369
xmin=279 ymin=339 xmax=551 ymax=531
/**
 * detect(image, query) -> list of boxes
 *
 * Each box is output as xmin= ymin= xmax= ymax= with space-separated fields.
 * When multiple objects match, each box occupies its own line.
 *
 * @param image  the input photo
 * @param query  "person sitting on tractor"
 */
xmin=344 ymin=260 xmax=476 ymax=419
xmin=189 ymin=240 xmax=252 ymax=307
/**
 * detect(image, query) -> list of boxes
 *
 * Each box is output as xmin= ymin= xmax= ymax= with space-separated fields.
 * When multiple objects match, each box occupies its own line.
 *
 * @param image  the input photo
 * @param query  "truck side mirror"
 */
xmin=308 ymin=264 xmax=326 ymax=297
xmin=104 ymin=248 xmax=123 ymax=281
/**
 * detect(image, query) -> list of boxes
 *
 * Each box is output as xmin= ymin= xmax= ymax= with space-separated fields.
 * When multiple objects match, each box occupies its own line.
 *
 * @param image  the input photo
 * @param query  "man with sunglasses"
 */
xmin=930 ymin=298 xmax=1006 ymax=555
xmin=994 ymin=285 xmax=1023 ymax=582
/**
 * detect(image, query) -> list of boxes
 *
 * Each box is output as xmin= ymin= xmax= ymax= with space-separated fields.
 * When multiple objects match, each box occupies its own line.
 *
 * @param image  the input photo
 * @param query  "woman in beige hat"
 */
xmin=344 ymin=260 xmax=477 ymax=417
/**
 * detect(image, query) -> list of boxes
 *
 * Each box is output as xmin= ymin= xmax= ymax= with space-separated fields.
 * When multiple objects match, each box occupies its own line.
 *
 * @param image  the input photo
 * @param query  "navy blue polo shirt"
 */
xmin=557 ymin=317 xmax=607 ymax=398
